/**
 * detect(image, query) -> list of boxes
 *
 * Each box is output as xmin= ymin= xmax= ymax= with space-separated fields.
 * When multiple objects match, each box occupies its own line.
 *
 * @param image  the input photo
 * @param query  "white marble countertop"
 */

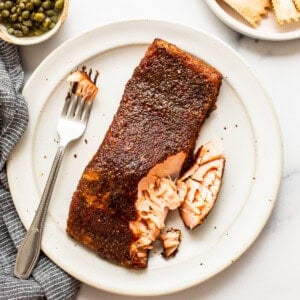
xmin=20 ymin=0 xmax=300 ymax=299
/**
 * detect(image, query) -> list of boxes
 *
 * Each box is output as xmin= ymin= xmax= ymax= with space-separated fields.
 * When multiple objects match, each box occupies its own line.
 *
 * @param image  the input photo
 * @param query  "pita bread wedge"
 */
xmin=271 ymin=0 xmax=300 ymax=24
xmin=292 ymin=0 xmax=300 ymax=10
xmin=221 ymin=0 xmax=271 ymax=27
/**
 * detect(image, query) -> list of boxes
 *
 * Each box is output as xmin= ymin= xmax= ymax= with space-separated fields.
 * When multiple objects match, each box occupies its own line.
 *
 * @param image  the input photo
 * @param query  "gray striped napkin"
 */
xmin=0 ymin=40 xmax=80 ymax=300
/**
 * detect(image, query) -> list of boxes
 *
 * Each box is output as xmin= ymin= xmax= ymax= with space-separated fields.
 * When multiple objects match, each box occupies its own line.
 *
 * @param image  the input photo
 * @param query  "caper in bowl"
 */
xmin=0 ymin=0 xmax=69 ymax=45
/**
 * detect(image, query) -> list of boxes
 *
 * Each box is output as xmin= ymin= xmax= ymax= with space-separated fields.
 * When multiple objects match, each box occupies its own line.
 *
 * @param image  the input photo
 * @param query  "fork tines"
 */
xmin=63 ymin=67 xmax=99 ymax=120
xmin=79 ymin=65 xmax=99 ymax=85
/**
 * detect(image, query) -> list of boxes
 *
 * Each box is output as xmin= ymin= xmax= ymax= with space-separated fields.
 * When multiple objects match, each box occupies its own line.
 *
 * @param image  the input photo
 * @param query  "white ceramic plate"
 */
xmin=7 ymin=20 xmax=282 ymax=296
xmin=205 ymin=0 xmax=300 ymax=41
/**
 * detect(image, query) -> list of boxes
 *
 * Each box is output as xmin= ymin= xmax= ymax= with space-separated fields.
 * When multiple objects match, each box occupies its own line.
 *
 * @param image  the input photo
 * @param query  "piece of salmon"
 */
xmin=66 ymin=38 xmax=222 ymax=269
xmin=160 ymin=228 xmax=182 ymax=258
xmin=67 ymin=69 xmax=99 ymax=101
xmin=178 ymin=140 xmax=225 ymax=230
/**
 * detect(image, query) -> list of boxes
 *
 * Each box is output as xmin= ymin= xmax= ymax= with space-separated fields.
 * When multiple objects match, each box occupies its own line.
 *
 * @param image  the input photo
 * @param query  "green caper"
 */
xmin=22 ymin=19 xmax=32 ymax=27
xmin=5 ymin=1 xmax=13 ymax=9
xmin=49 ymin=22 xmax=55 ymax=29
xmin=10 ymin=13 xmax=18 ymax=21
xmin=33 ymin=0 xmax=41 ymax=7
xmin=54 ymin=0 xmax=64 ymax=12
xmin=10 ymin=6 xmax=16 ymax=13
xmin=21 ymin=10 xmax=30 ymax=19
xmin=33 ymin=12 xmax=45 ymax=22
xmin=7 ymin=27 xmax=14 ymax=35
xmin=0 ymin=2 xmax=5 ymax=10
xmin=40 ymin=25 xmax=47 ymax=32
xmin=14 ymin=29 xmax=23 ymax=37
xmin=13 ymin=23 xmax=21 ymax=29
xmin=18 ymin=16 xmax=23 ymax=22
xmin=42 ymin=16 xmax=50 ymax=28
xmin=16 ymin=7 xmax=22 ymax=14
xmin=50 ymin=15 xmax=58 ymax=23
xmin=19 ymin=2 xmax=25 ymax=10
xmin=34 ymin=28 xmax=43 ymax=36
xmin=42 ymin=1 xmax=52 ymax=10
xmin=45 ymin=9 xmax=55 ymax=17
xmin=25 ymin=2 xmax=33 ymax=10
xmin=1 ymin=9 xmax=10 ymax=18
xmin=21 ymin=24 xmax=29 ymax=34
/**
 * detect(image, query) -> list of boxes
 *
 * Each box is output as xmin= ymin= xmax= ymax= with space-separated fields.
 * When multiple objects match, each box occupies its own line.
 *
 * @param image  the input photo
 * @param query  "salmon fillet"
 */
xmin=66 ymin=38 xmax=223 ymax=269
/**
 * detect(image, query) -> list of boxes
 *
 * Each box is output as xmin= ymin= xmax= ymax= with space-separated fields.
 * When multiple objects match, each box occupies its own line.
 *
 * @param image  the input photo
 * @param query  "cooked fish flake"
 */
xmin=160 ymin=228 xmax=182 ymax=258
xmin=178 ymin=140 xmax=225 ymax=230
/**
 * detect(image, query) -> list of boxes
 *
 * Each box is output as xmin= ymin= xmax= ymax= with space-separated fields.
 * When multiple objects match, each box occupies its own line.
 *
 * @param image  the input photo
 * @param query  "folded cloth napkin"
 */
xmin=0 ymin=40 xmax=80 ymax=299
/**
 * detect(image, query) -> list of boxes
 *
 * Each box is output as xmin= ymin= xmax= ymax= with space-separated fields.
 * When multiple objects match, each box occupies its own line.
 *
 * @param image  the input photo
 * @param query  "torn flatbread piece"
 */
xmin=271 ymin=0 xmax=300 ymax=24
xmin=292 ymin=0 xmax=300 ymax=10
xmin=221 ymin=0 xmax=271 ymax=27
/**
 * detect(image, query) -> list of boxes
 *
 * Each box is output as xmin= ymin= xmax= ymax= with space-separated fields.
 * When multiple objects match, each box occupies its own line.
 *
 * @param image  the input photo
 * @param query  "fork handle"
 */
xmin=14 ymin=145 xmax=66 ymax=279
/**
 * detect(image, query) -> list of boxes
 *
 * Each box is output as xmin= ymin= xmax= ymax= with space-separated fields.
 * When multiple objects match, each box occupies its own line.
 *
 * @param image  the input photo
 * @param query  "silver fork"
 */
xmin=14 ymin=68 xmax=99 ymax=279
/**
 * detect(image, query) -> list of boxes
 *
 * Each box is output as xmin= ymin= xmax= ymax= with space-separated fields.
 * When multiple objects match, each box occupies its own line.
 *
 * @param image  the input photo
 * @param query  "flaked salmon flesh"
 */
xmin=67 ymin=70 xmax=98 ymax=101
xmin=178 ymin=140 xmax=225 ymax=230
xmin=160 ymin=228 xmax=182 ymax=258
xmin=129 ymin=152 xmax=186 ymax=266
xmin=129 ymin=140 xmax=225 ymax=262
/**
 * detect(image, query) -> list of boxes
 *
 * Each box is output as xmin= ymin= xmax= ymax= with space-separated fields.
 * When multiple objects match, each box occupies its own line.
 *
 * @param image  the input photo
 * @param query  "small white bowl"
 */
xmin=0 ymin=0 xmax=69 ymax=45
